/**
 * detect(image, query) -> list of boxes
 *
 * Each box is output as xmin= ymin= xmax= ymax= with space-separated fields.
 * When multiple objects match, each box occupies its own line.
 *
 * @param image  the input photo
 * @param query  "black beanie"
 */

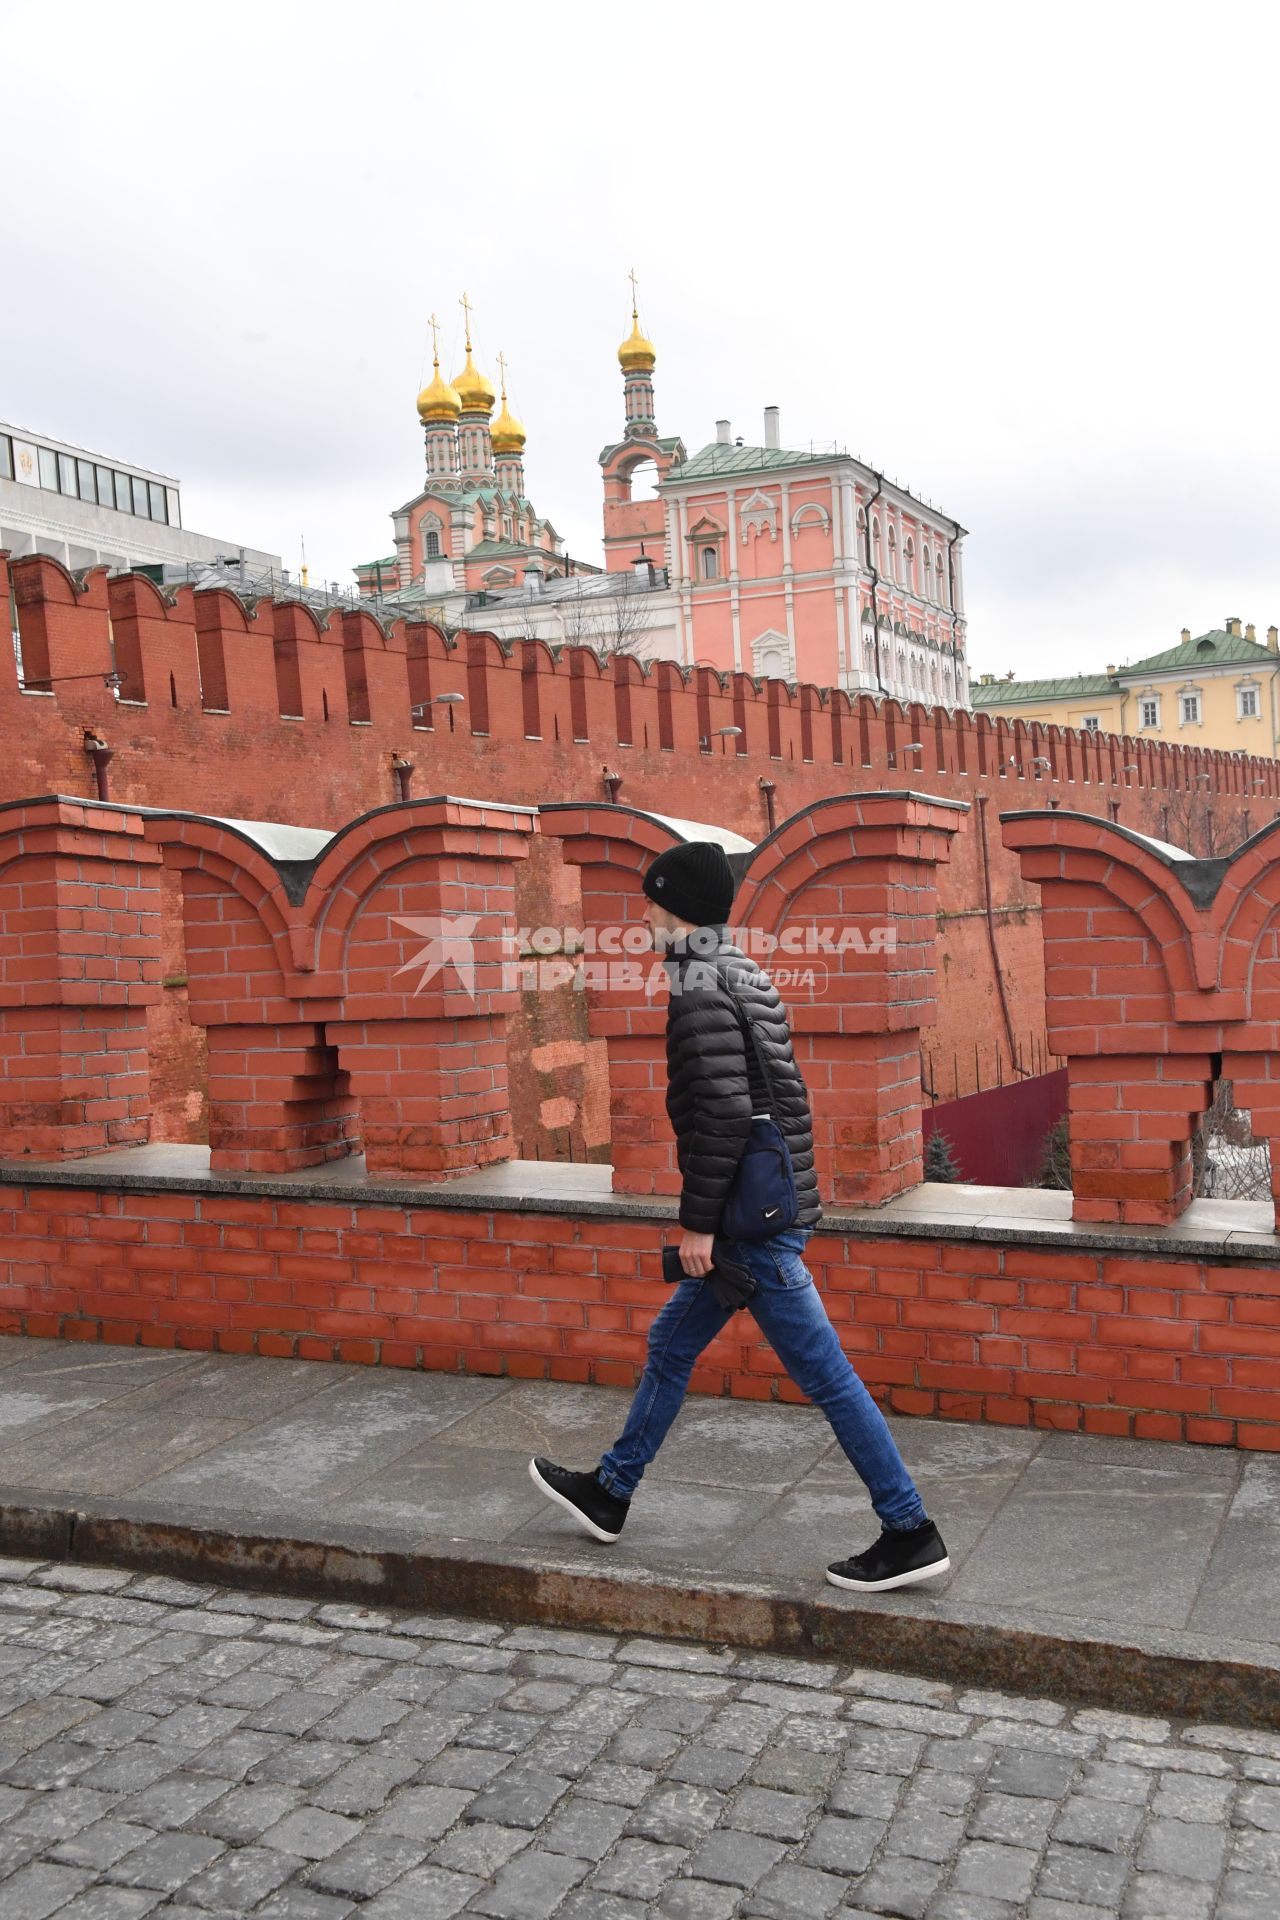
xmin=642 ymin=841 xmax=736 ymax=926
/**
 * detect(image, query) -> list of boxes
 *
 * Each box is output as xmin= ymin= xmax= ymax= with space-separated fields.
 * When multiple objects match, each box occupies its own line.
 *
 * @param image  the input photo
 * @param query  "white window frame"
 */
xmin=1081 ymin=714 xmax=1101 ymax=732
xmin=1238 ymin=684 xmax=1260 ymax=719
xmin=1139 ymin=695 xmax=1160 ymax=728
xmin=1180 ymin=691 xmax=1202 ymax=725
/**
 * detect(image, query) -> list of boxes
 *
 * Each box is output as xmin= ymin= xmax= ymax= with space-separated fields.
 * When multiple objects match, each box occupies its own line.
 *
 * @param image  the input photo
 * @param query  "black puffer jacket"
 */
xmin=663 ymin=930 xmax=821 ymax=1235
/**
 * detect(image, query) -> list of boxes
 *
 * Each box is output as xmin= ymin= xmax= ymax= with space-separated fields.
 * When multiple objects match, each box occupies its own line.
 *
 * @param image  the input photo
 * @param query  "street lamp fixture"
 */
xmin=412 ymin=692 xmax=465 ymax=733
xmin=717 ymin=726 xmax=743 ymax=754
xmin=38 ymin=668 xmax=125 ymax=691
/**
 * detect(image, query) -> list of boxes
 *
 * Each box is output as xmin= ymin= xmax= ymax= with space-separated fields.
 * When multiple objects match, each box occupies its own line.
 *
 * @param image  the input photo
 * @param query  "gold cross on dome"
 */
xmin=628 ymin=267 xmax=639 ymax=318
xmin=428 ymin=312 xmax=441 ymax=361
xmin=459 ymin=290 xmax=474 ymax=349
xmin=496 ymin=350 xmax=508 ymax=397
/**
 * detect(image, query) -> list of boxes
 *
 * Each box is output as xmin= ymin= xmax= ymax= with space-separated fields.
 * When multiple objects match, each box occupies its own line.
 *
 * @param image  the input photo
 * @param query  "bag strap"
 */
xmin=717 ymin=963 xmax=782 ymax=1116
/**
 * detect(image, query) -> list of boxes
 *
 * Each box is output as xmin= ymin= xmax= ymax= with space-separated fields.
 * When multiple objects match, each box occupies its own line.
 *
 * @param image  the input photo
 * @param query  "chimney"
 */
xmin=1180 ymin=627 xmax=1191 ymax=645
xmin=1227 ymin=616 xmax=1242 ymax=637
xmin=523 ymin=557 xmax=544 ymax=595
xmin=1269 ymin=626 xmax=1279 ymax=654
xmin=716 ymin=419 xmax=731 ymax=445
xmin=631 ymin=556 xmax=654 ymax=588
xmin=763 ymin=405 xmax=780 ymax=450
xmin=1246 ymin=622 xmax=1257 ymax=642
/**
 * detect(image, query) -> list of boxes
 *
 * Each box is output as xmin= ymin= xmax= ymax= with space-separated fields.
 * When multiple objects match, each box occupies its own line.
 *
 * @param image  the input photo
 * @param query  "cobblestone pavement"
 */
xmin=0 ymin=1557 xmax=1276 ymax=1920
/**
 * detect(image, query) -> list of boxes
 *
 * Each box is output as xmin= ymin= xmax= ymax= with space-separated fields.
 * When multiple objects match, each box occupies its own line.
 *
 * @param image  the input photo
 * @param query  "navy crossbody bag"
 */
xmin=717 ymin=974 xmax=800 ymax=1242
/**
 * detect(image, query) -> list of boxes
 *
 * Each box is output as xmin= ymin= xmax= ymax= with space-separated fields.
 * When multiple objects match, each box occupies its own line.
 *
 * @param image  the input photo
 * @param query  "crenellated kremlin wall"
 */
xmin=5 ymin=549 xmax=1277 ymax=1159
xmin=6 ymin=781 xmax=1280 ymax=1449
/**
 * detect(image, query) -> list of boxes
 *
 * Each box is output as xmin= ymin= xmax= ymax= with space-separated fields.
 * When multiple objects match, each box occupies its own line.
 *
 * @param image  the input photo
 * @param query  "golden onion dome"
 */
xmin=416 ymin=357 xmax=462 ymax=424
xmin=490 ymin=396 xmax=526 ymax=455
xmin=453 ymin=346 xmax=496 ymax=415
xmin=618 ymin=311 xmax=656 ymax=374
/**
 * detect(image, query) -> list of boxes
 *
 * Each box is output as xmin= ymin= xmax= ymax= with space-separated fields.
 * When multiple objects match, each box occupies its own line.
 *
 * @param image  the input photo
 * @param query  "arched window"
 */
xmin=625 ymin=458 xmax=661 ymax=501
xmin=935 ymin=551 xmax=946 ymax=605
xmin=701 ymin=546 xmax=719 ymax=580
xmin=872 ymin=517 xmax=882 ymax=571
xmin=424 ymin=530 xmax=440 ymax=558
xmin=904 ymin=536 xmax=915 ymax=591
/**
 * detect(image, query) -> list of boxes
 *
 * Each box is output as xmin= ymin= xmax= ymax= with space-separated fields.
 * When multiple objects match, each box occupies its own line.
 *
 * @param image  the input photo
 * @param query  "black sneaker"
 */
xmin=529 ymin=1457 xmax=630 ymax=1543
xmin=826 ymin=1519 xmax=950 ymax=1593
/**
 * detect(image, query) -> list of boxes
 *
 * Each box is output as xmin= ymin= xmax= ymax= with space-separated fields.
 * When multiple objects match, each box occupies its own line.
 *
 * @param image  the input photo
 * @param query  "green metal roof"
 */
xmin=971 ymin=674 xmax=1116 ymax=707
xmin=674 ymin=442 xmax=825 ymax=480
xmin=467 ymin=537 xmax=539 ymax=559
xmin=1124 ymin=630 xmax=1275 ymax=675
xmin=597 ymin=434 xmax=685 ymax=464
xmin=973 ymin=631 xmax=1278 ymax=707
xmin=354 ymin=554 xmax=397 ymax=574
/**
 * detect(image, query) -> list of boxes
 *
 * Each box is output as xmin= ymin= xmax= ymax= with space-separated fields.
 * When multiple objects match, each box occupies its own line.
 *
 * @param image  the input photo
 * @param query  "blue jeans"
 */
xmin=597 ymin=1229 xmax=928 ymax=1531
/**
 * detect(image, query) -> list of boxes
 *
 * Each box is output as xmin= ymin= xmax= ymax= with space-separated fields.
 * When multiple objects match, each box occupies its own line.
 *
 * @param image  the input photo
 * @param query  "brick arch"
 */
xmin=541 ymin=802 xmax=690 ymax=873
xmin=143 ymin=818 xmax=299 ymax=984
xmin=1001 ymin=813 xmax=1200 ymax=998
xmin=1207 ymin=822 xmax=1280 ymax=995
xmin=307 ymin=803 xmax=536 ymax=992
xmin=735 ymin=793 xmax=965 ymax=934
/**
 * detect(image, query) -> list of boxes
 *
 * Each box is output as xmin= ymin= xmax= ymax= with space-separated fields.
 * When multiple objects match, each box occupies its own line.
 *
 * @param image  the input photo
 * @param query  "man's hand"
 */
xmin=679 ymin=1231 xmax=715 ymax=1278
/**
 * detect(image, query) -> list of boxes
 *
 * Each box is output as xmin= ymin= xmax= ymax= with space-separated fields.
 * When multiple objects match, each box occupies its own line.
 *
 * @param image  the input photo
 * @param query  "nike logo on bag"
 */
xmin=764 ymin=1207 xmax=780 ymax=1218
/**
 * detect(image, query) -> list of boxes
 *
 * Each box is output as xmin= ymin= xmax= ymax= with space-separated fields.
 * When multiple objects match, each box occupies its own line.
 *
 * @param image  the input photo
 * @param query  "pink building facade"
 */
xmin=590 ymin=301 xmax=967 ymax=701
xmin=654 ymin=426 xmax=967 ymax=703
xmin=357 ymin=301 xmax=969 ymax=711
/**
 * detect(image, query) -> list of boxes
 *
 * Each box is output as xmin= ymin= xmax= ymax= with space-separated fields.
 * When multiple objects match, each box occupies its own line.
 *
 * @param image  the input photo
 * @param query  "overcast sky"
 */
xmin=5 ymin=1 xmax=1276 ymax=680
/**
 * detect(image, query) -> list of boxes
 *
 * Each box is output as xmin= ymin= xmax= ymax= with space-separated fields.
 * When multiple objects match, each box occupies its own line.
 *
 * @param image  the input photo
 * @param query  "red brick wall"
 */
xmin=1004 ymin=810 xmax=1280 ymax=1227
xmin=4 ymin=553 xmax=1271 ymax=1113
xmin=1 ymin=1178 xmax=1276 ymax=1449
xmin=0 ymin=800 xmax=163 ymax=1158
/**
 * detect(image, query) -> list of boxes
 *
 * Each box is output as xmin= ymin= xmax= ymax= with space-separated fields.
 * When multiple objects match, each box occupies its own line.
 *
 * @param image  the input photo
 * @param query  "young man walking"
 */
xmin=530 ymin=840 xmax=949 ymax=1593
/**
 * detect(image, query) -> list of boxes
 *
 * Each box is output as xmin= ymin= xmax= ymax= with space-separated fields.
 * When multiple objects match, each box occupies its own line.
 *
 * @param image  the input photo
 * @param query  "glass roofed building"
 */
xmin=0 ymin=420 xmax=280 ymax=584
